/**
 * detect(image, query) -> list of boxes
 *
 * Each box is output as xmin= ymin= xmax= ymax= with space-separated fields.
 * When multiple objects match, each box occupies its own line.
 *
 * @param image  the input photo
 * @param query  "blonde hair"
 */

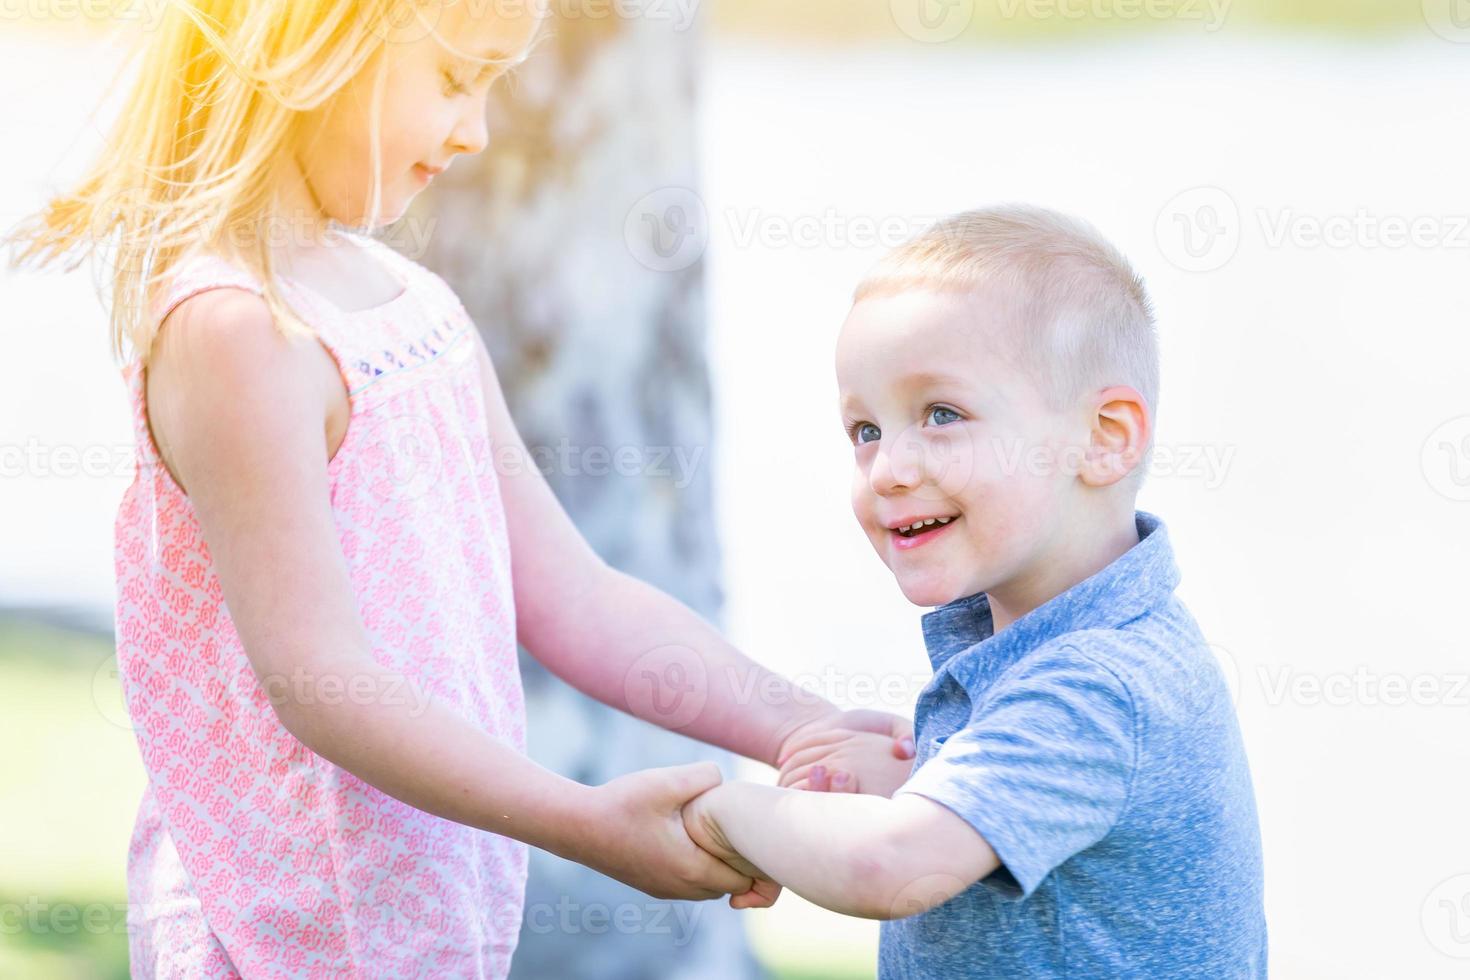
xmin=855 ymin=205 xmax=1160 ymax=418
xmin=6 ymin=0 xmax=495 ymax=367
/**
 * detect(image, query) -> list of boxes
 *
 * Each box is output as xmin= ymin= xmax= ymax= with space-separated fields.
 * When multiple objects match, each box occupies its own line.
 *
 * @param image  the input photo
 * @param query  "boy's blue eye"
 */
xmin=855 ymin=423 xmax=881 ymax=445
xmin=928 ymin=406 xmax=961 ymax=426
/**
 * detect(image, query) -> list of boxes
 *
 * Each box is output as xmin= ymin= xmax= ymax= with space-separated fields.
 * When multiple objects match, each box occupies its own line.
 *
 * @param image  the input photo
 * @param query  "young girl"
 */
xmin=10 ymin=1 xmax=916 ymax=976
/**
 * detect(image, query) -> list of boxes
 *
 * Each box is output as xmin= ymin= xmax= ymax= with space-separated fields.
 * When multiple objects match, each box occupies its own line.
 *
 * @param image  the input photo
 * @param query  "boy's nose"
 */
xmin=870 ymin=435 xmax=924 ymax=495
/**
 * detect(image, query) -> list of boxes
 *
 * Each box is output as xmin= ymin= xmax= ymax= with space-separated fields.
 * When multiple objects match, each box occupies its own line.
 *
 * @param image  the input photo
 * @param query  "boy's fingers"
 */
xmin=776 ymin=765 xmax=805 ymax=788
xmin=778 ymin=763 xmax=819 ymax=788
xmin=777 ymin=741 xmax=849 ymax=776
xmin=730 ymin=886 xmax=777 ymax=910
xmin=730 ymin=876 xmax=783 ymax=908
xmin=778 ymin=726 xmax=851 ymax=758
xmin=750 ymin=878 xmax=783 ymax=906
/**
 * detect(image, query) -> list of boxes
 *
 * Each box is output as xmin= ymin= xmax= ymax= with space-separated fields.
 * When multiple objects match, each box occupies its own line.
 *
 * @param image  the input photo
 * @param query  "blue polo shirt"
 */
xmin=881 ymin=511 xmax=1267 ymax=978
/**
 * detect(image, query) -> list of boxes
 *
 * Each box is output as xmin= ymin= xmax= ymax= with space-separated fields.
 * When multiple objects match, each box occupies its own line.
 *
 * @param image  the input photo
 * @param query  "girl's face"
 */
xmin=294 ymin=1 xmax=540 ymax=228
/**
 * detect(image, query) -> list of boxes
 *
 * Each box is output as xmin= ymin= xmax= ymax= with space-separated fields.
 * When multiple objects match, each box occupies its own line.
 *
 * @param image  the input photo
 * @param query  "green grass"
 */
xmin=711 ymin=0 xmax=1429 ymax=41
xmin=0 ymin=616 xmax=141 ymax=980
xmin=7 ymin=0 xmax=1434 ymax=43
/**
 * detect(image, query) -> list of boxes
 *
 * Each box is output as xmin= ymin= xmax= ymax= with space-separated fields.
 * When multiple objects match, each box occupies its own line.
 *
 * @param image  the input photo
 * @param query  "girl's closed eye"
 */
xmin=445 ymin=59 xmax=509 ymax=98
xmin=442 ymin=68 xmax=473 ymax=96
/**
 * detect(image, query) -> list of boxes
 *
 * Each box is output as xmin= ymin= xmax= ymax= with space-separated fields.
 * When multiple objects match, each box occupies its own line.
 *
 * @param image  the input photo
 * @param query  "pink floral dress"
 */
xmin=113 ymin=235 xmax=528 ymax=979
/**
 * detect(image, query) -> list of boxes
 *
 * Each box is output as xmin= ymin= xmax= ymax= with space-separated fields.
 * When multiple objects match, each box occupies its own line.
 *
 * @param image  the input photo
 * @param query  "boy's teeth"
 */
xmin=898 ymin=517 xmax=954 ymax=534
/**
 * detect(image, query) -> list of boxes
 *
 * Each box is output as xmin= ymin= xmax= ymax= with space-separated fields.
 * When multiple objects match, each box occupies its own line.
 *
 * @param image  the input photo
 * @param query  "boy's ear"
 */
xmin=1079 ymin=385 xmax=1151 ymax=488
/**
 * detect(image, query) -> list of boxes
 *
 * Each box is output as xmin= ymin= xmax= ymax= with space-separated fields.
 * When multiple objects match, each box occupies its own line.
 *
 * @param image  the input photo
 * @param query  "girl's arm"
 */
xmin=147 ymin=289 xmax=764 ymax=903
xmin=682 ymin=781 xmax=1000 ymax=919
xmin=470 ymin=333 xmax=912 ymax=768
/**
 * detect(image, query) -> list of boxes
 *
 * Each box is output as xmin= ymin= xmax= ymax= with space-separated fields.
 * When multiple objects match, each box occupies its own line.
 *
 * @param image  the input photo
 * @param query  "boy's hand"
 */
xmin=683 ymin=785 xmax=784 ymax=910
xmin=777 ymin=729 xmax=917 ymax=798
xmin=774 ymin=708 xmax=915 ymax=783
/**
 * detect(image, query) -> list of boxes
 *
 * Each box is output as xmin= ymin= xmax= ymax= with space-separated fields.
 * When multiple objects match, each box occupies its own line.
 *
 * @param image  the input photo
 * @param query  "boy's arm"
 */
xmin=684 ymin=781 xmax=999 ymax=919
xmin=471 ymin=333 xmax=912 ymax=767
xmin=691 ymin=643 xmax=1138 ymax=916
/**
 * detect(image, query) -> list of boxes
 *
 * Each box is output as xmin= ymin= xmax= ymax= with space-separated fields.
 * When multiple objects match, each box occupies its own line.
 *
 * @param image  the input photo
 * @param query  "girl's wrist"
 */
xmin=519 ymin=775 xmax=602 ymax=861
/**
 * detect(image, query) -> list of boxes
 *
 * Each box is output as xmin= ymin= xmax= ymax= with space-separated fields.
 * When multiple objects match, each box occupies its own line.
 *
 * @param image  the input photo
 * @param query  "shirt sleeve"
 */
xmin=895 ymin=643 xmax=1138 ymax=900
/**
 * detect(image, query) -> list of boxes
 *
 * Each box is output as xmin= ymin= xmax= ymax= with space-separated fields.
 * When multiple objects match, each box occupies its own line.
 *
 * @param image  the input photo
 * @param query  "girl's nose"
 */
xmin=450 ymin=102 xmax=489 ymax=157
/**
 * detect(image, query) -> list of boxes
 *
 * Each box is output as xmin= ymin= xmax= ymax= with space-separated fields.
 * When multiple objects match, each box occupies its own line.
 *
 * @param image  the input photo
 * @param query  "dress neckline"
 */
xmin=277 ymin=235 xmax=412 ymax=317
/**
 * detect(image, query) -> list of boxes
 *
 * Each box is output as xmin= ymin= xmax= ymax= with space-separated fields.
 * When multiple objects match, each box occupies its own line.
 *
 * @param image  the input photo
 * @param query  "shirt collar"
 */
xmin=918 ymin=510 xmax=1180 ymax=689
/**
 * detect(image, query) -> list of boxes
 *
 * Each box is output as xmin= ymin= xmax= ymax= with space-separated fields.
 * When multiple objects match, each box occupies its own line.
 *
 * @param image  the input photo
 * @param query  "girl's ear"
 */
xmin=1079 ymin=385 xmax=1151 ymax=488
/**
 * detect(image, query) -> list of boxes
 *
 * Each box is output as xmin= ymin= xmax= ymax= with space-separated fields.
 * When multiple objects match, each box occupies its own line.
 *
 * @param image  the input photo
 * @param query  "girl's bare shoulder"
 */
xmin=146 ymin=287 xmax=332 ymax=495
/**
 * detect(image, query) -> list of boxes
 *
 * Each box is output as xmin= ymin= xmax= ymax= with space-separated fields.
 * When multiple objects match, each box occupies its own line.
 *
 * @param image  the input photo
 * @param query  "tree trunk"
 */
xmin=410 ymin=7 xmax=760 ymax=978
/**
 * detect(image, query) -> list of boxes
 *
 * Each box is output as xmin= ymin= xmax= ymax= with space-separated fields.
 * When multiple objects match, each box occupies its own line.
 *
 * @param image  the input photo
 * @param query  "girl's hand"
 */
xmin=777 ymin=730 xmax=917 ymax=798
xmin=577 ymin=762 xmax=778 ymax=908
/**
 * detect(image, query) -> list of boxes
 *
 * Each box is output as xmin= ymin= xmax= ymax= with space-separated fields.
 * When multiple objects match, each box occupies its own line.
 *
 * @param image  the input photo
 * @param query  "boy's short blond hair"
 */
xmin=854 ymin=205 xmax=1160 ymax=419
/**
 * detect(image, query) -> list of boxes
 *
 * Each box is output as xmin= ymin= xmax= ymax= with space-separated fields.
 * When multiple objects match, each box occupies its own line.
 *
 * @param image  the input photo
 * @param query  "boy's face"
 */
xmin=836 ymin=287 xmax=1084 ymax=608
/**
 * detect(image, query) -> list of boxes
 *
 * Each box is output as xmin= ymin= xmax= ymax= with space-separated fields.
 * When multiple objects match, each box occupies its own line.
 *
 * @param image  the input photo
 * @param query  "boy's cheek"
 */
xmin=925 ymin=428 xmax=981 ymax=497
xmin=850 ymin=471 xmax=879 ymax=534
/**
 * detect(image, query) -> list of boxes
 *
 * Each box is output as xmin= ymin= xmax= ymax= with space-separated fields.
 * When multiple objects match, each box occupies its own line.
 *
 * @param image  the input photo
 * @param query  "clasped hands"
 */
xmin=580 ymin=709 xmax=915 ymax=908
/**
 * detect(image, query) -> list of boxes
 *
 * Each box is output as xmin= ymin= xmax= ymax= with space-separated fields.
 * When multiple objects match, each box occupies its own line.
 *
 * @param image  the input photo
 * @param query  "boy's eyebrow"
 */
xmin=840 ymin=371 xmax=968 ymax=412
xmin=896 ymin=370 xmax=968 ymax=389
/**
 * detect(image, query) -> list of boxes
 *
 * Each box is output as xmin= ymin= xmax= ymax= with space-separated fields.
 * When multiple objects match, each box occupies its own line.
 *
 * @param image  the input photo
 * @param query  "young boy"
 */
xmin=684 ymin=205 xmax=1267 ymax=977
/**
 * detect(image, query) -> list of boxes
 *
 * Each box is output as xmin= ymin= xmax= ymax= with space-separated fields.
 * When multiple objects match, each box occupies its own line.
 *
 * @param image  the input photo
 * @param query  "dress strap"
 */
xmin=151 ymin=253 xmax=266 ymax=328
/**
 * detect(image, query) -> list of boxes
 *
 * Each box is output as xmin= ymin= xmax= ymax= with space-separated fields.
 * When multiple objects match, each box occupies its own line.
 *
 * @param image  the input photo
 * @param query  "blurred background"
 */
xmin=3 ymin=0 xmax=1469 ymax=977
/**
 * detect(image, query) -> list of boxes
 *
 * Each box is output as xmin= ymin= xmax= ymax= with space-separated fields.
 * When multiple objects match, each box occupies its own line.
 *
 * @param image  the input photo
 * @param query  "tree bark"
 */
xmin=411 ymin=6 xmax=760 ymax=978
